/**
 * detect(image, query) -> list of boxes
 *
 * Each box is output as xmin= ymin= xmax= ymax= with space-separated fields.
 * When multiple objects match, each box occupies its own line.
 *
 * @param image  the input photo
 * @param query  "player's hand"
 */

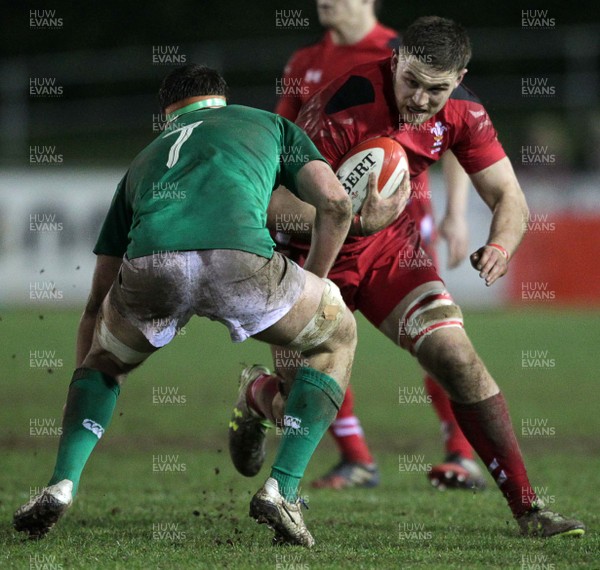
xmin=360 ymin=172 xmax=410 ymax=235
xmin=439 ymin=214 xmax=469 ymax=269
xmin=470 ymin=245 xmax=508 ymax=287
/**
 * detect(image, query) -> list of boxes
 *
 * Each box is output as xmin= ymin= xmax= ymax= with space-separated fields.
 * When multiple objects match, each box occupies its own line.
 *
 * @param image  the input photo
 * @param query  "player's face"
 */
xmin=317 ymin=0 xmax=374 ymax=28
xmin=392 ymin=53 xmax=466 ymax=125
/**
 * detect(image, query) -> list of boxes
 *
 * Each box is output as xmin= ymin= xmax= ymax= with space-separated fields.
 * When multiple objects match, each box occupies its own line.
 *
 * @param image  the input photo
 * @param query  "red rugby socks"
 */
xmin=451 ymin=393 xmax=537 ymax=517
xmin=250 ymin=375 xmax=375 ymax=466
xmin=247 ymin=372 xmax=281 ymax=423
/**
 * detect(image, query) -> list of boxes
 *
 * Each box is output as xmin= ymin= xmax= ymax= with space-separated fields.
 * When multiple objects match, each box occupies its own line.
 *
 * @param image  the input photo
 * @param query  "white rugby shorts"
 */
xmin=109 ymin=250 xmax=305 ymax=346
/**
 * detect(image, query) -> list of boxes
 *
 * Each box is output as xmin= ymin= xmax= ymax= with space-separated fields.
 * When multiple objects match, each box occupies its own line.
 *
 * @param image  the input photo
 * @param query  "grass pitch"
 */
xmin=1 ymin=308 xmax=598 ymax=569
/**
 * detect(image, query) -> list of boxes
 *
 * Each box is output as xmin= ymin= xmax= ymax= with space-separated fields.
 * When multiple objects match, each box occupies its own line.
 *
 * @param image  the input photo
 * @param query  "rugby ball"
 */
xmin=336 ymin=137 xmax=408 ymax=214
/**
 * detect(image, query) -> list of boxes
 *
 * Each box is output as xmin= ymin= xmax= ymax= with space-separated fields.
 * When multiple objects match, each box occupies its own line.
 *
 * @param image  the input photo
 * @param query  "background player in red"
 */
xmin=274 ymin=0 xmax=480 ymax=490
xmin=229 ymin=16 xmax=585 ymax=538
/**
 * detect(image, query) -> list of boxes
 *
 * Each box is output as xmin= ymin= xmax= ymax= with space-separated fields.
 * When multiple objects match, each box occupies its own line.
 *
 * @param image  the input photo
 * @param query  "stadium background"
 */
xmin=1 ymin=1 xmax=599 ymax=568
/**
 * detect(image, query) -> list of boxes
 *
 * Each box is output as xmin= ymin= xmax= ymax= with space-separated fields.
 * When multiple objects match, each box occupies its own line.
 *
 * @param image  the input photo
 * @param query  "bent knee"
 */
xmin=418 ymin=328 xmax=480 ymax=377
xmin=81 ymin=350 xmax=129 ymax=382
xmin=328 ymin=307 xmax=357 ymax=350
xmin=285 ymin=278 xmax=350 ymax=353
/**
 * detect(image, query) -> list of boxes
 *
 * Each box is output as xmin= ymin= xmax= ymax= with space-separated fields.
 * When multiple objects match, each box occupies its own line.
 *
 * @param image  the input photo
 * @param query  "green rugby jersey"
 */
xmin=94 ymin=101 xmax=326 ymax=259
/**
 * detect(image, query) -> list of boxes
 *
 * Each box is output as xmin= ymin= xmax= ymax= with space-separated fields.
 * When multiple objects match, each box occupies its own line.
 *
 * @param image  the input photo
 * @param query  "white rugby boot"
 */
xmin=13 ymin=479 xmax=73 ymax=539
xmin=250 ymin=477 xmax=315 ymax=547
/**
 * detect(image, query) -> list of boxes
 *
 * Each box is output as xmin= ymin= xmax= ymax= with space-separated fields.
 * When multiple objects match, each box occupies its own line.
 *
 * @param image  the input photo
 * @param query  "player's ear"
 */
xmin=391 ymin=50 xmax=398 ymax=75
xmin=455 ymin=68 xmax=468 ymax=88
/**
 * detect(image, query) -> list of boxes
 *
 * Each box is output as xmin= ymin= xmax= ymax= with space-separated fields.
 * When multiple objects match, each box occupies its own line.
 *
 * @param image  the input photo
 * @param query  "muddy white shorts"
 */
xmin=109 ymin=249 xmax=306 ymax=346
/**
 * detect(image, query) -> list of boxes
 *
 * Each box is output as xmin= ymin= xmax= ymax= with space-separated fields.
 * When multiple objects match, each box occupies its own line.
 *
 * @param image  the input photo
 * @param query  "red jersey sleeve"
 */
xmin=447 ymin=87 xmax=506 ymax=174
xmin=274 ymin=51 xmax=306 ymax=122
xmin=294 ymin=68 xmax=388 ymax=170
xmin=294 ymin=93 xmax=359 ymax=169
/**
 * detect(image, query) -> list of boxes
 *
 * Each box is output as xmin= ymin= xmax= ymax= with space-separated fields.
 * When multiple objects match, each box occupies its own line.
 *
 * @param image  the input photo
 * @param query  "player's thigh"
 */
xmin=80 ymin=253 xmax=193 ymax=376
xmin=257 ymin=266 xmax=354 ymax=347
xmin=82 ymin=291 xmax=158 ymax=378
xmin=355 ymin=234 xmax=440 ymax=335
xmin=351 ymin=227 xmax=465 ymax=355
xmin=253 ymin=270 xmax=326 ymax=346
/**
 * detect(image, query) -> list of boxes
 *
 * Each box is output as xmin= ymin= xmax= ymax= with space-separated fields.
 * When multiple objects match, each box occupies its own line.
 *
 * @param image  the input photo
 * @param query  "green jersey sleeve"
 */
xmin=277 ymin=116 xmax=328 ymax=196
xmin=93 ymin=173 xmax=133 ymax=257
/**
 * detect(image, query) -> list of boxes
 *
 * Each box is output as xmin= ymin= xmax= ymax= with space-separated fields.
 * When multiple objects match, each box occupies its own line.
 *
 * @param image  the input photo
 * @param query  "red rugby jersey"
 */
xmin=293 ymin=57 xmax=506 ymax=251
xmin=275 ymin=23 xmax=399 ymax=122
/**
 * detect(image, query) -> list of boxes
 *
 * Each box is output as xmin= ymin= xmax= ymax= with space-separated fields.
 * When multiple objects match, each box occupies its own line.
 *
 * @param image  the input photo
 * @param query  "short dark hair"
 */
xmin=401 ymin=16 xmax=471 ymax=73
xmin=158 ymin=64 xmax=229 ymax=111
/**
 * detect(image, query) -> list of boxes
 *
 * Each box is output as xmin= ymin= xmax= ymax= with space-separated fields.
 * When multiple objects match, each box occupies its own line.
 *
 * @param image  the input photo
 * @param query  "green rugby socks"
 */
xmin=48 ymin=368 xmax=120 ymax=497
xmin=270 ymin=367 xmax=344 ymax=502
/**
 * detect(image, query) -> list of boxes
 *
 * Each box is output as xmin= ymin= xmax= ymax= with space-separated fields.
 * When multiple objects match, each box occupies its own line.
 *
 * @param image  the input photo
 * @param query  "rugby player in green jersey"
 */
xmin=13 ymin=64 xmax=360 ymax=547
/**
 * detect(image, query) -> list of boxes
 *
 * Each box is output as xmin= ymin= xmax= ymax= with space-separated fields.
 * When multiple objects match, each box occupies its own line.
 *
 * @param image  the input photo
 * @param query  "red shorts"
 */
xmin=289 ymin=210 xmax=443 ymax=328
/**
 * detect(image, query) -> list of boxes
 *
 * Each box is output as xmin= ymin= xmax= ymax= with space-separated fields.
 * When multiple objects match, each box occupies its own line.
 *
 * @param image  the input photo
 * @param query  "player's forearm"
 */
xmin=470 ymin=158 xmax=529 ymax=257
xmin=304 ymin=199 xmax=352 ymax=276
xmin=267 ymin=191 xmax=361 ymax=240
xmin=294 ymin=161 xmax=352 ymax=275
xmin=487 ymin=191 xmax=529 ymax=257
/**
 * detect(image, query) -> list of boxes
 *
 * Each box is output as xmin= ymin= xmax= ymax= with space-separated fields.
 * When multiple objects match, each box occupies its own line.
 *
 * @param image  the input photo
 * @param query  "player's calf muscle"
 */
xmin=417 ymin=330 xmax=498 ymax=403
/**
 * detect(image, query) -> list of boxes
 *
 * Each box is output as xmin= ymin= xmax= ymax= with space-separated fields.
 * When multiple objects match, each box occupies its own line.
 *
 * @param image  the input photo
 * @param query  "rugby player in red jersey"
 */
xmin=229 ymin=16 xmax=585 ymax=537
xmin=274 ymin=0 xmax=480 ymax=490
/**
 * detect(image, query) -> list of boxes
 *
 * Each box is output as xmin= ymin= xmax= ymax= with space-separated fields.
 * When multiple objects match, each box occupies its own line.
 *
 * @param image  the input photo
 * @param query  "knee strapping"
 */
xmin=97 ymin=320 xmax=152 ymax=365
xmin=398 ymin=287 xmax=464 ymax=354
xmin=287 ymin=279 xmax=346 ymax=352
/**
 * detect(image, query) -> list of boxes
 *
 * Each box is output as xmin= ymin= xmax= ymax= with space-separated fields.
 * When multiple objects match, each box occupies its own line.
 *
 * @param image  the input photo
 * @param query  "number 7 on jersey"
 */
xmin=163 ymin=120 xmax=203 ymax=168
